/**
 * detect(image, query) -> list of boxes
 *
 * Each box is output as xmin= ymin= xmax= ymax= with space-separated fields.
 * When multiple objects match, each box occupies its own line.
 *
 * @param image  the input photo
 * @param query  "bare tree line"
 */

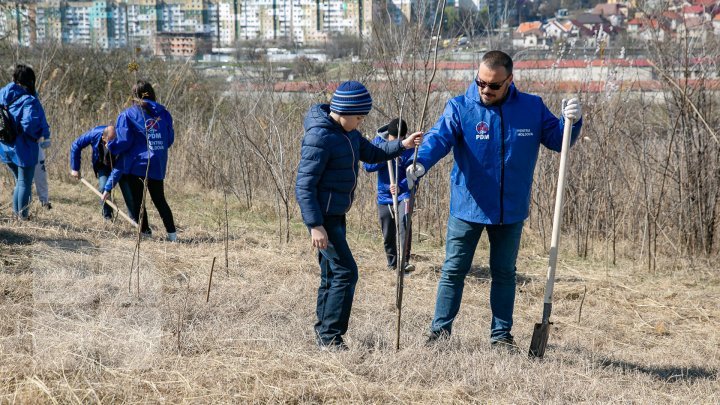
xmin=0 ymin=12 xmax=718 ymax=267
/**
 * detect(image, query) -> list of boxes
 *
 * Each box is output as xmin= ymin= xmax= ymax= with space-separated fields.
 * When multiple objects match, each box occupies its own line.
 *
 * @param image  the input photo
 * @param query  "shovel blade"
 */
xmin=528 ymin=321 xmax=552 ymax=358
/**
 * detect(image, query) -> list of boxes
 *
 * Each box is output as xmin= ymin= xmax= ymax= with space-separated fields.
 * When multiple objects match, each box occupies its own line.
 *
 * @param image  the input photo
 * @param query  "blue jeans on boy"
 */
xmin=314 ymin=215 xmax=359 ymax=345
xmin=6 ymin=163 xmax=35 ymax=218
xmin=431 ymin=215 xmax=524 ymax=341
xmin=97 ymin=168 xmax=135 ymax=220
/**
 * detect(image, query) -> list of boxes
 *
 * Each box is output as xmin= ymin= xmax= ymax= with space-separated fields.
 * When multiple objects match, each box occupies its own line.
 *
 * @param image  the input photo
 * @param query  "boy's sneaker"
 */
xmin=167 ymin=232 xmax=177 ymax=242
xmin=317 ymin=338 xmax=348 ymax=352
xmin=140 ymin=230 xmax=152 ymax=238
xmin=41 ymin=202 xmax=52 ymax=210
xmin=424 ymin=330 xmax=450 ymax=347
xmin=490 ymin=336 xmax=519 ymax=353
xmin=403 ymin=263 xmax=416 ymax=273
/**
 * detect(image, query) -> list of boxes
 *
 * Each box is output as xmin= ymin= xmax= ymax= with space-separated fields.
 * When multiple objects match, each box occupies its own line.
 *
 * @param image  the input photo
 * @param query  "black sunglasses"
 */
xmin=475 ymin=75 xmax=510 ymax=90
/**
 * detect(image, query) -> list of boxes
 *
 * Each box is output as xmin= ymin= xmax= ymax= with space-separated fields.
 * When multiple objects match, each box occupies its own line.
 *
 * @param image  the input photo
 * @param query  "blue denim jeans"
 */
xmin=314 ymin=215 xmax=359 ymax=345
xmin=97 ymin=169 xmax=135 ymax=220
xmin=6 ymin=162 xmax=35 ymax=218
xmin=431 ymin=215 xmax=524 ymax=341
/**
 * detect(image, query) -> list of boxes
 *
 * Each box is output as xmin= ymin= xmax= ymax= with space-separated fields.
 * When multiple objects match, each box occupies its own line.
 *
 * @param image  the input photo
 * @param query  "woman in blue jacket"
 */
xmin=69 ymin=125 xmax=135 ymax=221
xmin=295 ymin=81 xmax=423 ymax=350
xmin=0 ymin=64 xmax=50 ymax=220
xmin=101 ymin=80 xmax=176 ymax=241
xmin=363 ymin=118 xmax=416 ymax=272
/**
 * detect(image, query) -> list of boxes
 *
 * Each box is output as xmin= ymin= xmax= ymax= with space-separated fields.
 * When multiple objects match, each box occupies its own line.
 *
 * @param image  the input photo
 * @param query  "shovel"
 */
xmin=529 ymin=111 xmax=575 ymax=359
xmin=80 ymin=177 xmax=138 ymax=228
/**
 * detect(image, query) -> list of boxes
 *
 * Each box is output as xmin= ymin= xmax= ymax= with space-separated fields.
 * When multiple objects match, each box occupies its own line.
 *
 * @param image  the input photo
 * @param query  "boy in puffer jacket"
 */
xmin=295 ymin=81 xmax=424 ymax=351
xmin=363 ymin=118 xmax=416 ymax=273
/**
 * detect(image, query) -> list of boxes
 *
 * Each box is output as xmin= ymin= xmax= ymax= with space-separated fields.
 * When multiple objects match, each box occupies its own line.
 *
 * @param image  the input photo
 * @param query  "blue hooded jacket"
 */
xmin=69 ymin=126 xmax=113 ymax=175
xmin=363 ymin=131 xmax=415 ymax=205
xmin=0 ymin=82 xmax=50 ymax=167
xmin=295 ymin=103 xmax=407 ymax=228
xmin=104 ymin=101 xmax=174 ymax=191
xmin=416 ymin=81 xmax=583 ymax=225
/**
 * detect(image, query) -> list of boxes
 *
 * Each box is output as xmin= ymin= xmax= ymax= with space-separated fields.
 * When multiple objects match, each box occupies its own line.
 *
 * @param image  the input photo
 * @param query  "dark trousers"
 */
xmin=378 ymin=201 xmax=412 ymax=267
xmin=126 ymin=175 xmax=176 ymax=234
xmin=97 ymin=168 xmax=134 ymax=220
xmin=314 ymin=215 xmax=358 ymax=344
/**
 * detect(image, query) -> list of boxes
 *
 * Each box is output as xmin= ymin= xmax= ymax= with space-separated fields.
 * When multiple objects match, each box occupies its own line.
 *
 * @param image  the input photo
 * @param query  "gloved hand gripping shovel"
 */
xmin=529 ymin=108 xmax=575 ymax=359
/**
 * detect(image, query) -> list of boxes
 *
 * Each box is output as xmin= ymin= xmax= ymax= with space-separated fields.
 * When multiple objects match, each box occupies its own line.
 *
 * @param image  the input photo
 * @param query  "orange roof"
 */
xmin=714 ymin=14 xmax=720 ymax=20
xmin=368 ymin=58 xmax=720 ymax=72
xmin=517 ymin=21 xmax=543 ymax=33
xmin=628 ymin=18 xmax=643 ymax=25
xmin=260 ymin=80 xmax=720 ymax=95
xmin=662 ymin=11 xmax=682 ymax=20
xmin=692 ymin=0 xmax=717 ymax=7
xmin=683 ymin=5 xmax=705 ymax=13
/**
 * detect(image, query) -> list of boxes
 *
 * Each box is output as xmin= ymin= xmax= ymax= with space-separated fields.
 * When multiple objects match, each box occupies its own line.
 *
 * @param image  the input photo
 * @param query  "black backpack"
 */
xmin=0 ymin=95 xmax=24 ymax=145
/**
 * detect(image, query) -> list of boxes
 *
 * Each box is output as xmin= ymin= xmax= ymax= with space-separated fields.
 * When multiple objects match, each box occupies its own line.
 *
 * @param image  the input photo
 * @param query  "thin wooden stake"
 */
xmin=206 ymin=257 xmax=217 ymax=303
xmin=224 ymin=190 xmax=229 ymax=275
xmin=177 ymin=278 xmax=190 ymax=353
xmin=577 ymin=285 xmax=587 ymax=324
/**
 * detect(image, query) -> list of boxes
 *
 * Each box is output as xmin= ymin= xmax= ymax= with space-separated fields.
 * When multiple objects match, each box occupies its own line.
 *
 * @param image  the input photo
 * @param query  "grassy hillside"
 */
xmin=1 ymin=179 xmax=718 ymax=403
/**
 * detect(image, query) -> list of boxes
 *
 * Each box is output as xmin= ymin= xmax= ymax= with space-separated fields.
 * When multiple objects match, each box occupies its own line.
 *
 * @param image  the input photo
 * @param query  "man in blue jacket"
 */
xmin=406 ymin=50 xmax=583 ymax=348
xmin=363 ymin=118 xmax=416 ymax=272
xmin=69 ymin=125 xmax=134 ymax=221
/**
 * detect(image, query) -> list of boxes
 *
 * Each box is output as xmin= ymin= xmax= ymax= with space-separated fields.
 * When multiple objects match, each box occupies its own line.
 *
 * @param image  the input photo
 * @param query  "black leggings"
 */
xmin=126 ymin=175 xmax=176 ymax=234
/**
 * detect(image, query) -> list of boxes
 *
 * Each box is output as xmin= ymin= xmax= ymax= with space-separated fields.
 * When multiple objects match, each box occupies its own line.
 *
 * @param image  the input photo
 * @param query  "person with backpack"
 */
xmin=363 ymin=118 xmax=416 ymax=273
xmin=295 ymin=81 xmax=423 ymax=350
xmin=101 ymin=80 xmax=177 ymax=241
xmin=69 ymin=125 xmax=135 ymax=221
xmin=0 ymin=64 xmax=51 ymax=220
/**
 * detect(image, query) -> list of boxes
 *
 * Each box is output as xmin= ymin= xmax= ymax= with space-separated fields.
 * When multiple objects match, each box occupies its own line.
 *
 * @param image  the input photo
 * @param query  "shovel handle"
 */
xmin=80 ymin=177 xmax=138 ymax=228
xmin=542 ymin=116 xmax=575 ymax=306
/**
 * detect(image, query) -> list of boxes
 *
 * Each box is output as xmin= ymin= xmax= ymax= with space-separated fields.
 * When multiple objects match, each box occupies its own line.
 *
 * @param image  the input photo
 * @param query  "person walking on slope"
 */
xmin=295 ymin=81 xmax=424 ymax=351
xmin=0 ymin=64 xmax=51 ymax=220
xmin=69 ymin=125 xmax=135 ymax=221
xmin=405 ymin=50 xmax=583 ymax=348
xmin=363 ymin=118 xmax=416 ymax=273
xmin=101 ymin=80 xmax=177 ymax=241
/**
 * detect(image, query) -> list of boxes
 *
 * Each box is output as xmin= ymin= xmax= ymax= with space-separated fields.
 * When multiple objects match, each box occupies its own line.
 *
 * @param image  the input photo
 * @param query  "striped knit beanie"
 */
xmin=330 ymin=81 xmax=373 ymax=116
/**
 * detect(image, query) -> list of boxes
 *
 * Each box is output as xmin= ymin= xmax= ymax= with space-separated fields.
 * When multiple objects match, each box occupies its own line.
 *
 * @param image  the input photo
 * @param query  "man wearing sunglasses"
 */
xmin=406 ymin=50 xmax=583 ymax=348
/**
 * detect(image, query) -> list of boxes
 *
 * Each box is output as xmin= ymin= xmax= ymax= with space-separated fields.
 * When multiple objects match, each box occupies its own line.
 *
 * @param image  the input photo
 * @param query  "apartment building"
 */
xmin=1 ymin=2 xmax=35 ymax=46
xmin=0 ymin=0 xmax=399 ymax=52
xmin=155 ymin=31 xmax=211 ymax=56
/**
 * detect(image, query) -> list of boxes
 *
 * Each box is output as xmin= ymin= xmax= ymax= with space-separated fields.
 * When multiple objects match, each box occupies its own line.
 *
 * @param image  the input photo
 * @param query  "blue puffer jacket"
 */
xmin=104 ymin=101 xmax=174 ymax=191
xmin=417 ymin=81 xmax=583 ymax=225
xmin=363 ymin=132 xmax=415 ymax=205
xmin=0 ymin=82 xmax=50 ymax=167
xmin=295 ymin=104 xmax=406 ymax=227
xmin=69 ymin=126 xmax=111 ymax=174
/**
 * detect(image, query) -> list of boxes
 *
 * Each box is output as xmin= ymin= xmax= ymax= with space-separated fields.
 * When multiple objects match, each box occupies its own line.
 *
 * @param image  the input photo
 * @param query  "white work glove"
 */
xmin=39 ymin=137 xmax=51 ymax=149
xmin=405 ymin=162 xmax=425 ymax=190
xmin=562 ymin=98 xmax=581 ymax=122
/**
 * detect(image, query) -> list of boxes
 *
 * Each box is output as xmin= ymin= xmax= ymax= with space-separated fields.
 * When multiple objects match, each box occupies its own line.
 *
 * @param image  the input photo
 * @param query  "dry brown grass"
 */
xmin=0 ymin=179 xmax=718 ymax=404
